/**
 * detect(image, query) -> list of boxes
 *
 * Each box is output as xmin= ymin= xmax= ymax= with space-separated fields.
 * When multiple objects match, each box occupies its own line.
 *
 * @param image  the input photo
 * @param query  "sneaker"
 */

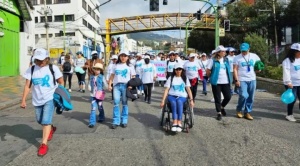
xmin=47 ymin=125 xmax=56 ymax=141
xmin=221 ymin=108 xmax=226 ymax=116
xmin=111 ymin=124 xmax=118 ymax=129
xmin=141 ymin=90 xmax=144 ymax=95
xmin=68 ymin=89 xmax=72 ymax=92
xmin=244 ymin=113 xmax=253 ymax=120
xmin=286 ymin=115 xmax=296 ymax=122
xmin=121 ymin=124 xmax=127 ymax=128
xmin=171 ymin=125 xmax=177 ymax=132
xmin=77 ymin=89 xmax=82 ymax=92
xmin=236 ymin=112 xmax=243 ymax=118
xmin=88 ymin=124 xmax=94 ymax=128
xmin=216 ymin=114 xmax=222 ymax=121
xmin=210 ymin=98 xmax=215 ymax=103
xmin=137 ymin=90 xmax=141 ymax=95
xmin=176 ymin=125 xmax=182 ymax=132
xmin=37 ymin=144 xmax=48 ymax=156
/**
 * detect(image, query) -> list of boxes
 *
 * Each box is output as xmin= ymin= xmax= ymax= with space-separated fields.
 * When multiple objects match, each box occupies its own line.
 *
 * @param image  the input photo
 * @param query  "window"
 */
xmin=54 ymin=0 xmax=70 ymax=3
xmin=40 ymin=16 xmax=52 ymax=22
xmin=40 ymin=0 xmax=52 ymax=4
xmin=91 ymin=11 xmax=95 ymax=19
xmin=35 ymin=34 xmax=39 ymax=38
xmin=82 ymin=0 xmax=86 ymax=10
xmin=88 ymin=6 xmax=91 ymax=14
xmin=65 ymin=15 xmax=74 ymax=21
xmin=54 ymin=15 xmax=63 ymax=22
xmin=55 ymin=33 xmax=60 ymax=37
xmin=32 ymin=0 xmax=38 ymax=5
xmin=41 ymin=34 xmax=47 ymax=38
xmin=83 ymin=35 xmax=87 ymax=40
xmin=66 ymin=32 xmax=75 ymax=36
xmin=96 ymin=16 xmax=99 ymax=23
xmin=88 ymin=23 xmax=93 ymax=31
xmin=82 ymin=19 xmax=87 ymax=26
xmin=35 ymin=17 xmax=38 ymax=23
xmin=49 ymin=34 xmax=53 ymax=37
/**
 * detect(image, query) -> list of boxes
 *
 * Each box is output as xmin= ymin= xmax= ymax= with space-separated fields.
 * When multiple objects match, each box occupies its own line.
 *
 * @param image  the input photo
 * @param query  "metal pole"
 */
xmin=272 ymin=0 xmax=279 ymax=65
xmin=94 ymin=29 xmax=96 ymax=51
xmin=44 ymin=1 xmax=49 ymax=52
xmin=179 ymin=0 xmax=181 ymax=53
xmin=63 ymin=13 xmax=66 ymax=51
xmin=185 ymin=18 xmax=195 ymax=54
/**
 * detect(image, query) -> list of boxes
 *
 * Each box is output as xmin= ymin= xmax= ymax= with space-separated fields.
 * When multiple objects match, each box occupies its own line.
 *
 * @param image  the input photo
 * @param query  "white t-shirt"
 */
xmin=198 ymin=59 xmax=208 ymax=76
xmin=207 ymin=58 xmax=229 ymax=84
xmin=135 ymin=60 xmax=144 ymax=76
xmin=74 ymin=58 xmax=86 ymax=68
xmin=23 ymin=65 xmax=62 ymax=106
xmin=183 ymin=61 xmax=201 ymax=79
xmin=130 ymin=59 xmax=136 ymax=66
xmin=282 ymin=58 xmax=300 ymax=86
xmin=233 ymin=53 xmax=260 ymax=81
xmin=141 ymin=63 xmax=156 ymax=84
xmin=227 ymin=55 xmax=235 ymax=72
xmin=60 ymin=56 xmax=65 ymax=65
xmin=167 ymin=60 xmax=178 ymax=72
xmin=106 ymin=63 xmax=115 ymax=81
xmin=112 ymin=63 xmax=136 ymax=86
xmin=165 ymin=76 xmax=190 ymax=98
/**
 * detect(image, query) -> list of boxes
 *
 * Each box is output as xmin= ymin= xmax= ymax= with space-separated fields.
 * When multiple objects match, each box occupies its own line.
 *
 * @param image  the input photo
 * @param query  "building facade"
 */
xmin=0 ymin=0 xmax=35 ymax=76
xmin=32 ymin=0 xmax=104 ymax=59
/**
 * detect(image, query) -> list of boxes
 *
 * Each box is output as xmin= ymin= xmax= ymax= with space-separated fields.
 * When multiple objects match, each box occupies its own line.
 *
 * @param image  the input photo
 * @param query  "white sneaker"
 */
xmin=286 ymin=115 xmax=296 ymax=122
xmin=137 ymin=90 xmax=141 ymax=95
xmin=171 ymin=125 xmax=177 ymax=132
xmin=141 ymin=90 xmax=144 ymax=95
xmin=210 ymin=98 xmax=215 ymax=103
xmin=176 ymin=125 xmax=182 ymax=132
xmin=68 ymin=89 xmax=72 ymax=92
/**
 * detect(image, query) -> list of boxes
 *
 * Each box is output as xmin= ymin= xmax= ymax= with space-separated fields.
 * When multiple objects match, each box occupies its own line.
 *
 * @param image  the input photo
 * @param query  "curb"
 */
xmin=0 ymin=96 xmax=32 ymax=111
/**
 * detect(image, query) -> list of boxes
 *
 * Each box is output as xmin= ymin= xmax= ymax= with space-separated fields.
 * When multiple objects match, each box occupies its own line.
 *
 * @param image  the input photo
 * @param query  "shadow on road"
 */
xmin=0 ymin=124 xmax=40 ymax=148
xmin=61 ymin=111 xmax=90 ymax=125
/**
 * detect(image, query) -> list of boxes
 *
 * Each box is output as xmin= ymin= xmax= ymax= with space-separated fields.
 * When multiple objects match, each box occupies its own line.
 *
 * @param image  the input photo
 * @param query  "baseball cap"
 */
xmin=174 ymin=63 xmax=184 ymax=69
xmin=144 ymin=55 xmax=150 ymax=59
xmin=228 ymin=48 xmax=235 ymax=52
xmin=119 ymin=51 xmax=129 ymax=56
xmin=201 ymin=53 xmax=207 ymax=56
xmin=290 ymin=43 xmax=300 ymax=51
xmin=189 ymin=53 xmax=197 ymax=58
xmin=33 ymin=48 xmax=49 ymax=60
xmin=168 ymin=51 xmax=175 ymax=55
xmin=110 ymin=55 xmax=118 ymax=60
xmin=136 ymin=52 xmax=142 ymax=56
xmin=76 ymin=51 xmax=83 ymax=55
xmin=240 ymin=43 xmax=250 ymax=52
xmin=211 ymin=50 xmax=216 ymax=54
xmin=215 ymin=45 xmax=227 ymax=52
xmin=91 ymin=51 xmax=98 ymax=55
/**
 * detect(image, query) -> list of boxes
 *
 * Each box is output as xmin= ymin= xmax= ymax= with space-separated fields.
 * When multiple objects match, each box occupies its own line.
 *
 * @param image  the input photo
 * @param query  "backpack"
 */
xmin=63 ymin=61 xmax=72 ymax=72
xmin=29 ymin=64 xmax=56 ymax=88
xmin=166 ymin=60 xmax=178 ymax=69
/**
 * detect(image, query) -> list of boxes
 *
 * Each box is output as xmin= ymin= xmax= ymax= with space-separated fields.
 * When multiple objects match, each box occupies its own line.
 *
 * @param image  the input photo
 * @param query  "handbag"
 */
xmin=95 ymin=90 xmax=106 ymax=100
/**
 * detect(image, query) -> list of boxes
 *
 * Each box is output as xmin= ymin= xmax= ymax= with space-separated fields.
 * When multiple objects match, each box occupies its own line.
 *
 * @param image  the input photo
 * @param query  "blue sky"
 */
xmin=99 ymin=0 xmax=228 ymax=38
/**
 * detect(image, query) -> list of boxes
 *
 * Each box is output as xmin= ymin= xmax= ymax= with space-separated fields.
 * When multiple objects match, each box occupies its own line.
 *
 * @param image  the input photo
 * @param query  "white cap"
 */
xmin=189 ymin=53 xmax=197 ymax=58
xmin=144 ymin=55 xmax=150 ymax=59
xmin=110 ymin=55 xmax=118 ymax=60
xmin=118 ymin=51 xmax=129 ymax=56
xmin=174 ymin=63 xmax=184 ymax=69
xmin=215 ymin=45 xmax=227 ymax=52
xmin=168 ymin=51 xmax=175 ymax=55
xmin=33 ymin=48 xmax=49 ymax=60
xmin=201 ymin=53 xmax=207 ymax=56
xmin=211 ymin=50 xmax=216 ymax=54
xmin=229 ymin=48 xmax=235 ymax=52
xmin=91 ymin=51 xmax=98 ymax=55
xmin=136 ymin=52 xmax=142 ymax=56
xmin=291 ymin=43 xmax=300 ymax=51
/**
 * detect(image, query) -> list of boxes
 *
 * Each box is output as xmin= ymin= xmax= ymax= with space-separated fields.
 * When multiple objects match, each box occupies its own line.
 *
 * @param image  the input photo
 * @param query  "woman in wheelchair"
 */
xmin=160 ymin=63 xmax=194 ymax=132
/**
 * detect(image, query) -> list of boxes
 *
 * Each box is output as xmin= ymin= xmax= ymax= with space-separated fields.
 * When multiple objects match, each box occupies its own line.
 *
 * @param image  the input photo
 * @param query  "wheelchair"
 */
xmin=160 ymin=98 xmax=194 ymax=133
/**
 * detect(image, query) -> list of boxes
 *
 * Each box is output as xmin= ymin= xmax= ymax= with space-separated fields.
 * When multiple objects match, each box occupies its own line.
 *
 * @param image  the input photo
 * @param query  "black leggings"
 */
xmin=143 ymin=83 xmax=153 ymax=100
xmin=284 ymin=85 xmax=300 ymax=115
xmin=63 ymin=73 xmax=73 ymax=89
xmin=211 ymin=84 xmax=232 ymax=113
xmin=75 ymin=72 xmax=86 ymax=85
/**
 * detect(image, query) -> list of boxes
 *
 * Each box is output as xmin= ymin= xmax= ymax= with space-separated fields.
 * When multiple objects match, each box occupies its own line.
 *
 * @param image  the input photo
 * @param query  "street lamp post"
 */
xmin=272 ymin=0 xmax=279 ymax=65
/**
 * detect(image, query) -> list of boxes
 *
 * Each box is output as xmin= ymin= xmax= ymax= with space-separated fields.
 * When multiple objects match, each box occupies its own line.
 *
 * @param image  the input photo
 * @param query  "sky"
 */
xmin=98 ymin=0 xmax=227 ymax=38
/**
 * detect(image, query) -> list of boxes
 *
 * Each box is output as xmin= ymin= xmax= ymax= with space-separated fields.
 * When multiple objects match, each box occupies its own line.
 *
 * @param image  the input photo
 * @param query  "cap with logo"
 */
xmin=240 ymin=43 xmax=250 ymax=52
xmin=33 ymin=48 xmax=49 ymax=60
xmin=290 ymin=43 xmax=300 ymax=51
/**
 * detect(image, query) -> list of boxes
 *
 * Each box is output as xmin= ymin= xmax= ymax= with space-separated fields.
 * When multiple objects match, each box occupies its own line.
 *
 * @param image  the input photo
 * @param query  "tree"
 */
xmin=283 ymin=0 xmax=300 ymax=27
xmin=244 ymin=33 xmax=269 ymax=63
xmin=187 ymin=30 xmax=215 ymax=53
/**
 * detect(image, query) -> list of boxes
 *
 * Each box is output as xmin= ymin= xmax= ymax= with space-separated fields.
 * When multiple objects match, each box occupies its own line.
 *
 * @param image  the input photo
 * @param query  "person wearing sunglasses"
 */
xmin=160 ymin=63 xmax=194 ymax=132
xmin=233 ymin=43 xmax=261 ymax=120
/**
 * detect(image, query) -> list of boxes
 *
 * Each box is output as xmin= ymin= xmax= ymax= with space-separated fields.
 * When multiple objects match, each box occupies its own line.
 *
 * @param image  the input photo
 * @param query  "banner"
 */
xmin=153 ymin=61 xmax=167 ymax=81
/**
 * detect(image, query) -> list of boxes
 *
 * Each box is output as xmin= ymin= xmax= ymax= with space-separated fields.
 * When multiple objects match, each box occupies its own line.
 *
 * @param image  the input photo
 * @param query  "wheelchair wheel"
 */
xmin=188 ymin=107 xmax=195 ymax=128
xmin=160 ymin=109 xmax=165 ymax=126
xmin=165 ymin=111 xmax=171 ymax=132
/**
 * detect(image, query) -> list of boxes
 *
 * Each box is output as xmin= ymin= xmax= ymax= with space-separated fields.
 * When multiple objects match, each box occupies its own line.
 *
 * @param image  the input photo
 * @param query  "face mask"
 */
xmin=144 ymin=59 xmax=150 ymax=64
xmin=92 ymin=54 xmax=98 ymax=59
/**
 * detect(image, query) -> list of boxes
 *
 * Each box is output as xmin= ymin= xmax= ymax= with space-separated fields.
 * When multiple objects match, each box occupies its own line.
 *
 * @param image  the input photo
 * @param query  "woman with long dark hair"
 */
xmin=108 ymin=52 xmax=136 ymax=129
xmin=206 ymin=45 xmax=232 ymax=121
xmin=160 ymin=63 xmax=194 ymax=132
xmin=282 ymin=43 xmax=300 ymax=122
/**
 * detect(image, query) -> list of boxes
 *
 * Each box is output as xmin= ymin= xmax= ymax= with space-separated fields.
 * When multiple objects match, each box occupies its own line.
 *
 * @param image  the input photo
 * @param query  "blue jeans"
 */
xmin=89 ymin=97 xmax=105 ymax=125
xmin=136 ymin=75 xmax=144 ymax=91
xmin=236 ymin=80 xmax=256 ymax=113
xmin=113 ymin=83 xmax=128 ymax=125
xmin=168 ymin=95 xmax=187 ymax=120
xmin=34 ymin=100 xmax=54 ymax=125
xmin=202 ymin=76 xmax=208 ymax=92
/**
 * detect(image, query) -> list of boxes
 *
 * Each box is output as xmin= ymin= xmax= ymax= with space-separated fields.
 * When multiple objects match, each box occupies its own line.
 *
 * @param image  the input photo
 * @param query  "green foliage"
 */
xmin=187 ymin=30 xmax=215 ymax=53
xmin=283 ymin=0 xmax=300 ymax=27
xmin=257 ymin=65 xmax=282 ymax=80
xmin=244 ymin=33 xmax=269 ymax=63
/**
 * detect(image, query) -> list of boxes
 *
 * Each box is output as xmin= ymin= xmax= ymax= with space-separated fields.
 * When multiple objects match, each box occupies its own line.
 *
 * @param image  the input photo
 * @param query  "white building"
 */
xmin=137 ymin=46 xmax=152 ymax=54
xmin=32 ymin=0 xmax=104 ymax=59
xmin=127 ymin=39 xmax=137 ymax=52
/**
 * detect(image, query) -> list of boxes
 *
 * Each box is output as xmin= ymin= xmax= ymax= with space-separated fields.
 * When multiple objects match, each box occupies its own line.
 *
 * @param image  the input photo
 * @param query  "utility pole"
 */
xmin=44 ymin=1 xmax=49 ymax=52
xmin=272 ymin=0 xmax=279 ymax=65
xmin=63 ymin=13 xmax=66 ymax=51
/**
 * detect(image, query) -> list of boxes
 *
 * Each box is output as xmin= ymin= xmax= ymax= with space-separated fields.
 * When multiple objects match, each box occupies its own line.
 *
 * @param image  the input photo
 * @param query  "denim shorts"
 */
xmin=34 ymin=100 xmax=54 ymax=125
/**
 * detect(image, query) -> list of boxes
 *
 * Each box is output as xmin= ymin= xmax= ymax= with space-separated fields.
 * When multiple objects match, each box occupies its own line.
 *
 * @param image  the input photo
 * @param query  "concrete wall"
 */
xmin=256 ymin=77 xmax=285 ymax=94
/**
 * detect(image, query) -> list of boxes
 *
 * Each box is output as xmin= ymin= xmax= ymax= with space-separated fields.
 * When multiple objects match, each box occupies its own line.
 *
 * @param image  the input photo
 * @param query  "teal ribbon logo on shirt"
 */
xmin=172 ymin=83 xmax=185 ymax=92
xmin=294 ymin=65 xmax=300 ymax=71
xmin=241 ymin=59 xmax=254 ymax=67
xmin=220 ymin=64 xmax=226 ymax=69
xmin=144 ymin=67 xmax=153 ymax=72
xmin=32 ymin=75 xmax=50 ymax=87
xmin=115 ymin=69 xmax=128 ymax=78
xmin=168 ymin=65 xmax=174 ymax=70
xmin=187 ymin=66 xmax=197 ymax=71
xmin=136 ymin=63 xmax=142 ymax=67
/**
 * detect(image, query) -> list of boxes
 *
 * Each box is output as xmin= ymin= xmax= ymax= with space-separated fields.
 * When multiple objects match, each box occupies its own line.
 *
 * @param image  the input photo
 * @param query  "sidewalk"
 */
xmin=0 ymin=76 xmax=30 ymax=110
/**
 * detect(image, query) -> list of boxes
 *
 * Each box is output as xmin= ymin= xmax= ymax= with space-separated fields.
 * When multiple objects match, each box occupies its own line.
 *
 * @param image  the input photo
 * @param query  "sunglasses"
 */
xmin=175 ymin=68 xmax=183 ymax=71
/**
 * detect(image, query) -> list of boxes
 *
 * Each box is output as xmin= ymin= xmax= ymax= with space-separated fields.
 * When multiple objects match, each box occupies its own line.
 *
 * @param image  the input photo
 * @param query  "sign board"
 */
xmin=50 ymin=48 xmax=64 ymax=58
xmin=219 ymin=28 xmax=225 ymax=37
xmin=153 ymin=61 xmax=167 ymax=81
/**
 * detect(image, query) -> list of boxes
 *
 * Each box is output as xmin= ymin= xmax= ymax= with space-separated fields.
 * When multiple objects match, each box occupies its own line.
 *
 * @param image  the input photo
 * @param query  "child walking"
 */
xmin=88 ymin=63 xmax=107 ymax=128
xmin=61 ymin=53 xmax=73 ymax=92
xmin=20 ymin=48 xmax=63 ymax=156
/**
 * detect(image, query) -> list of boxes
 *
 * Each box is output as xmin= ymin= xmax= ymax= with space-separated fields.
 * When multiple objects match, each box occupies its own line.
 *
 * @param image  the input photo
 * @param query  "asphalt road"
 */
xmin=1 ymin=85 xmax=300 ymax=166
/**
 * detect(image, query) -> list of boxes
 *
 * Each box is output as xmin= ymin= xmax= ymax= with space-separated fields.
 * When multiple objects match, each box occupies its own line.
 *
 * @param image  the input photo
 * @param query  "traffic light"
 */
xmin=150 ymin=0 xmax=159 ymax=11
xmin=163 ymin=0 xmax=167 ymax=5
xmin=196 ymin=10 xmax=201 ymax=20
xmin=224 ymin=20 xmax=230 ymax=31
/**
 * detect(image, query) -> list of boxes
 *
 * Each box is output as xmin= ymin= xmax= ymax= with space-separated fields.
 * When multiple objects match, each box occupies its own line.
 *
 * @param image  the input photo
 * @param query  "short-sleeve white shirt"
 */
xmin=207 ymin=58 xmax=229 ymax=84
xmin=165 ymin=76 xmax=190 ymax=98
xmin=23 ymin=65 xmax=62 ymax=106
xmin=112 ymin=63 xmax=136 ymax=86
xmin=183 ymin=61 xmax=201 ymax=79
xmin=233 ymin=53 xmax=260 ymax=81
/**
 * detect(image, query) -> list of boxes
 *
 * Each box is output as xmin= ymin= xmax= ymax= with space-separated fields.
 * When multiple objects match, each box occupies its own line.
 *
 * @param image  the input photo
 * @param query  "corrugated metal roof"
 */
xmin=17 ymin=0 xmax=32 ymax=21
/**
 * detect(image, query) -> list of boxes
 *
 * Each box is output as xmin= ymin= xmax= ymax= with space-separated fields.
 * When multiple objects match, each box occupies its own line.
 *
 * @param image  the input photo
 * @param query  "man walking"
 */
xmin=233 ymin=43 xmax=261 ymax=120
